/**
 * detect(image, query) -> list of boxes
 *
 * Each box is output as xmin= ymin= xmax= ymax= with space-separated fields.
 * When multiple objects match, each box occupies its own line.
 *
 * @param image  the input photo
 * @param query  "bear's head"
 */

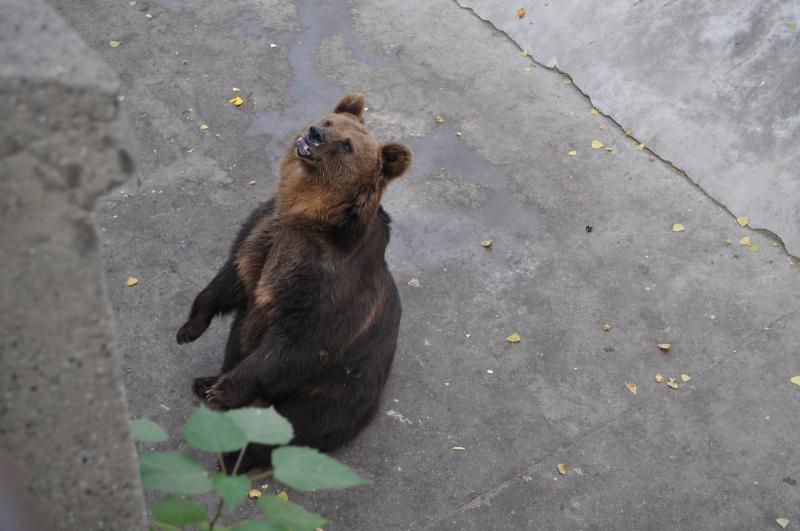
xmin=278 ymin=93 xmax=412 ymax=224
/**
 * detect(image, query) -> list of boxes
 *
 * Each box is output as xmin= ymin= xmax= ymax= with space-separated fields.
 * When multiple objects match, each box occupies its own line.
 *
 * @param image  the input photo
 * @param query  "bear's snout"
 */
xmin=307 ymin=126 xmax=326 ymax=146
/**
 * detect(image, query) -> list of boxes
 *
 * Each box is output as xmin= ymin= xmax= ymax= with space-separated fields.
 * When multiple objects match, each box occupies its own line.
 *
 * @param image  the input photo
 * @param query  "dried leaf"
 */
xmin=790 ymin=376 xmax=800 ymax=386
xmin=248 ymin=489 xmax=262 ymax=499
xmin=636 ymin=143 xmax=645 ymax=151
xmin=556 ymin=463 xmax=567 ymax=475
xmin=434 ymin=115 xmax=445 ymax=123
xmin=602 ymin=323 xmax=612 ymax=331
xmin=200 ymin=124 xmax=209 ymax=131
xmin=573 ymin=467 xmax=583 ymax=476
xmin=407 ymin=278 xmax=420 ymax=288
xmin=109 ymin=40 xmax=121 ymax=48
xmin=666 ymin=378 xmax=678 ymax=389
xmin=739 ymin=236 xmax=751 ymax=246
xmin=724 ymin=238 xmax=733 ymax=245
xmin=249 ymin=180 xmax=256 ymax=186
xmin=480 ymin=239 xmax=493 ymax=248
xmin=788 ymin=23 xmax=797 ymax=30
xmin=591 ymin=139 xmax=604 ymax=149
xmin=451 ymin=446 xmax=466 ymax=451
xmin=506 ymin=332 xmax=521 ymax=343
xmin=277 ymin=491 xmax=289 ymax=501
xmin=625 ymin=128 xmax=633 ymax=136
xmin=654 ymin=373 xmax=664 ymax=383
xmin=626 ymin=383 xmax=637 ymax=395
xmin=126 ymin=276 xmax=139 ymax=287
xmin=517 ymin=7 xmax=526 ymax=18
xmin=229 ymin=96 xmax=244 ymax=106
xmin=746 ymin=244 xmax=758 ymax=252
xmin=232 ymin=87 xmax=241 ymax=92
xmin=455 ymin=131 xmax=463 ymax=137
xmin=680 ymin=374 xmax=691 ymax=382
xmin=567 ymin=150 xmax=577 ymax=156
xmin=736 ymin=216 xmax=749 ymax=227
xmin=657 ymin=343 xmax=672 ymax=352
xmin=777 ymin=517 xmax=790 ymax=529
xmin=671 ymin=223 xmax=685 ymax=232
xmin=520 ymin=50 xmax=529 ymax=57
xmin=591 ymin=108 xmax=599 ymax=115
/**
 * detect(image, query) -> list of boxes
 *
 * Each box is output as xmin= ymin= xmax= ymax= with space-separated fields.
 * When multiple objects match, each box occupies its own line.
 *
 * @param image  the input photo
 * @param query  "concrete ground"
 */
xmin=50 ymin=0 xmax=800 ymax=528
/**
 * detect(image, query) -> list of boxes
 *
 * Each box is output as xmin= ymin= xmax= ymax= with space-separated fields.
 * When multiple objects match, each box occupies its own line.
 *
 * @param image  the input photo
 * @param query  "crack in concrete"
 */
xmin=451 ymin=0 xmax=799 ymax=262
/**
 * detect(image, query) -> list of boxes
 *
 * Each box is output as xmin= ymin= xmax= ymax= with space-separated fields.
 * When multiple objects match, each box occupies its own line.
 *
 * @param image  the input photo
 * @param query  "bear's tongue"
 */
xmin=295 ymin=137 xmax=312 ymax=157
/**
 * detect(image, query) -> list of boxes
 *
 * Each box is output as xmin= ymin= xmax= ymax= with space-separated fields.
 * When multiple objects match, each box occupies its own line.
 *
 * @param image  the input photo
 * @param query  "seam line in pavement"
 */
xmin=451 ymin=0 xmax=798 ymax=262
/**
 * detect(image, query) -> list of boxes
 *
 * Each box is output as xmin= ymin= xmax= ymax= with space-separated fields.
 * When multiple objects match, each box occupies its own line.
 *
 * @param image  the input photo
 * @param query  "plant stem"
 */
xmin=231 ymin=443 xmax=248 ymax=476
xmin=249 ymin=469 xmax=273 ymax=482
xmin=208 ymin=499 xmax=224 ymax=531
xmin=217 ymin=452 xmax=227 ymax=475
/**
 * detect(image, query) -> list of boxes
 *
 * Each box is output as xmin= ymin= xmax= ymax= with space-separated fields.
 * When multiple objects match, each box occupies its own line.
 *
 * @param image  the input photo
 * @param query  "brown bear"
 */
xmin=176 ymin=93 xmax=412 ymax=471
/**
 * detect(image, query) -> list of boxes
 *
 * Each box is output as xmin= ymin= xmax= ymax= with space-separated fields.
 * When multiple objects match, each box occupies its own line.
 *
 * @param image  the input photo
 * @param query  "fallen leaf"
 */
xmin=563 ymin=78 xmax=572 ymax=85
xmin=591 ymin=108 xmax=599 ymax=115
xmin=636 ymin=143 xmax=645 ymax=151
xmin=788 ymin=23 xmax=797 ymax=30
xmin=506 ymin=332 xmax=521 ymax=343
xmin=567 ymin=150 xmax=577 ymax=156
xmin=407 ymin=278 xmax=420 ymax=288
xmin=777 ymin=517 xmax=790 ymax=529
xmin=671 ymin=223 xmax=686 ymax=232
xmin=232 ymin=87 xmax=241 ymax=92
xmin=625 ymin=128 xmax=633 ymax=136
xmin=277 ymin=491 xmax=289 ymax=501
xmin=229 ymin=96 xmax=244 ymax=106
xmin=557 ymin=463 xmax=567 ymax=475
xmin=126 ymin=277 xmax=139 ymax=287
xmin=200 ymin=124 xmax=209 ymax=131
xmin=248 ymin=489 xmax=262 ymax=499
xmin=118 ymin=95 xmax=125 ymax=102
xmin=724 ymin=237 xmax=733 ymax=245
xmin=249 ymin=180 xmax=256 ymax=186
xmin=736 ymin=215 xmax=749 ymax=227
xmin=602 ymin=323 xmax=612 ymax=331
xmin=434 ymin=115 xmax=445 ymax=123
xmin=772 ymin=242 xmax=780 ymax=247
xmin=456 ymin=131 xmax=463 ymax=137
xmin=657 ymin=343 xmax=672 ymax=352
xmin=591 ymin=139 xmax=604 ymax=149
xmin=680 ymin=374 xmax=691 ymax=382
xmin=480 ymin=239 xmax=493 ymax=248
xmin=790 ymin=376 xmax=800 ymax=386
xmin=520 ymin=50 xmax=529 ymax=57
xmin=739 ymin=236 xmax=751 ymax=246
xmin=755 ymin=127 xmax=762 ymax=134
xmin=451 ymin=446 xmax=466 ymax=451
xmin=486 ymin=369 xmax=494 ymax=374
xmin=573 ymin=467 xmax=583 ymax=476
xmin=748 ymin=244 xmax=759 ymax=253
xmin=517 ymin=7 xmax=526 ymax=18
xmin=654 ymin=373 xmax=664 ymax=383
xmin=626 ymin=383 xmax=638 ymax=395
xmin=666 ymin=378 xmax=678 ymax=389
xmin=109 ymin=40 xmax=121 ymax=48
xmin=270 ymin=43 xmax=278 ymax=48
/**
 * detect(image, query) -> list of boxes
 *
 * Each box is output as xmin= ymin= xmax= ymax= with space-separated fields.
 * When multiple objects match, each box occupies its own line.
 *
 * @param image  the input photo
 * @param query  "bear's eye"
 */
xmin=323 ymin=120 xmax=332 ymax=127
xmin=342 ymin=139 xmax=353 ymax=153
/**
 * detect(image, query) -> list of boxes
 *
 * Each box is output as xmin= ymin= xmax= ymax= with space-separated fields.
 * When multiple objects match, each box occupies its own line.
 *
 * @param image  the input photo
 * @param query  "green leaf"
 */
xmin=258 ymin=495 xmax=329 ymax=530
xmin=152 ymin=497 xmax=207 ymax=526
xmin=130 ymin=418 xmax=169 ymax=443
xmin=184 ymin=405 xmax=247 ymax=452
xmin=229 ymin=519 xmax=288 ymax=531
xmin=139 ymin=452 xmax=212 ymax=495
xmin=225 ymin=407 xmax=294 ymax=445
xmin=213 ymin=472 xmax=251 ymax=509
xmin=777 ymin=517 xmax=790 ymax=529
xmin=272 ymin=446 xmax=370 ymax=492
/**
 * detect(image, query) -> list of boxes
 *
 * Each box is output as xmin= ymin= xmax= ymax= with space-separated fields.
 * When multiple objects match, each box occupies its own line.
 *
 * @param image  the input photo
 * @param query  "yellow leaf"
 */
xmin=636 ymin=143 xmax=645 ymax=151
xmin=434 ymin=115 xmax=444 ymax=123
xmin=625 ymin=128 xmax=633 ymax=136
xmin=517 ymin=7 xmax=526 ymax=18
xmin=591 ymin=139 xmax=604 ymax=149
xmin=451 ymin=446 xmax=466 ymax=451
xmin=666 ymin=378 xmax=678 ymax=389
xmin=200 ymin=124 xmax=209 ymax=131
xmin=480 ymin=239 xmax=493 ymax=248
xmin=626 ymin=383 xmax=637 ymax=395
xmin=407 ymin=278 xmax=420 ymax=288
xmin=671 ymin=223 xmax=685 ymax=232
xmin=654 ymin=373 xmax=664 ymax=383
xmin=657 ymin=343 xmax=672 ymax=352
xmin=520 ymin=50 xmax=529 ymax=57
xmin=591 ymin=108 xmax=599 ymax=115
xmin=557 ymin=463 xmax=567 ymax=475
xmin=602 ymin=323 xmax=612 ymax=331
xmin=229 ymin=96 xmax=244 ymax=106
xmin=791 ymin=376 xmax=800 ymax=386
xmin=724 ymin=237 xmax=733 ymax=245
xmin=126 ymin=277 xmax=139 ymax=286
xmin=506 ymin=332 xmax=521 ymax=343
xmin=567 ymin=150 xmax=577 ymax=156
xmin=739 ymin=236 xmax=751 ymax=246
xmin=736 ymin=216 xmax=749 ymax=227
xmin=232 ymin=87 xmax=241 ymax=92
xmin=748 ymin=244 xmax=759 ymax=253
xmin=109 ymin=40 xmax=121 ymax=48
xmin=277 ymin=491 xmax=288 ymax=501
xmin=248 ymin=489 xmax=262 ymax=499
xmin=680 ymin=374 xmax=691 ymax=382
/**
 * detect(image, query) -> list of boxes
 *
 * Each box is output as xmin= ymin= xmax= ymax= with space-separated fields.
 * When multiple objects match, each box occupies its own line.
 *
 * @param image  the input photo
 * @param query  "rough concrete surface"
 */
xmin=0 ymin=0 xmax=146 ymax=529
xmin=459 ymin=0 xmax=800 ymax=256
xmin=48 ymin=0 xmax=800 ymax=528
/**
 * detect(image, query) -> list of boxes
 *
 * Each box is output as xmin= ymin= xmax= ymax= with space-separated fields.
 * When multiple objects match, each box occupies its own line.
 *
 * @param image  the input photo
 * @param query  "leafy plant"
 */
xmin=130 ymin=405 xmax=370 ymax=530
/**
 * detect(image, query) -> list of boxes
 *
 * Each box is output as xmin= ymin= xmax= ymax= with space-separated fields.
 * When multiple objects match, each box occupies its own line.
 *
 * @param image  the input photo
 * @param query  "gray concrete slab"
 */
xmin=458 ymin=0 xmax=800 ymax=256
xmin=49 ymin=0 xmax=800 ymax=528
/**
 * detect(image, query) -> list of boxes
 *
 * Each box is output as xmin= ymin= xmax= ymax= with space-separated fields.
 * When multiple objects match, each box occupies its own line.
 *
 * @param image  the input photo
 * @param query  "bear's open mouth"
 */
xmin=295 ymin=137 xmax=316 ymax=161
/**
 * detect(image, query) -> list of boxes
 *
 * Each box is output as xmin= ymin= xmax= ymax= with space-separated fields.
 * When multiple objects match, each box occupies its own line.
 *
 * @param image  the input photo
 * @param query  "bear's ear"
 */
xmin=380 ymin=143 xmax=413 ymax=181
xmin=334 ymin=93 xmax=366 ymax=124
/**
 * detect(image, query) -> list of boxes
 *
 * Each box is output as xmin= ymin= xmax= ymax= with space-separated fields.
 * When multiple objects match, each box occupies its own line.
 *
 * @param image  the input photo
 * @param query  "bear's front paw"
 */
xmin=176 ymin=318 xmax=210 ymax=344
xmin=192 ymin=376 xmax=219 ymax=400
xmin=204 ymin=372 xmax=246 ymax=410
